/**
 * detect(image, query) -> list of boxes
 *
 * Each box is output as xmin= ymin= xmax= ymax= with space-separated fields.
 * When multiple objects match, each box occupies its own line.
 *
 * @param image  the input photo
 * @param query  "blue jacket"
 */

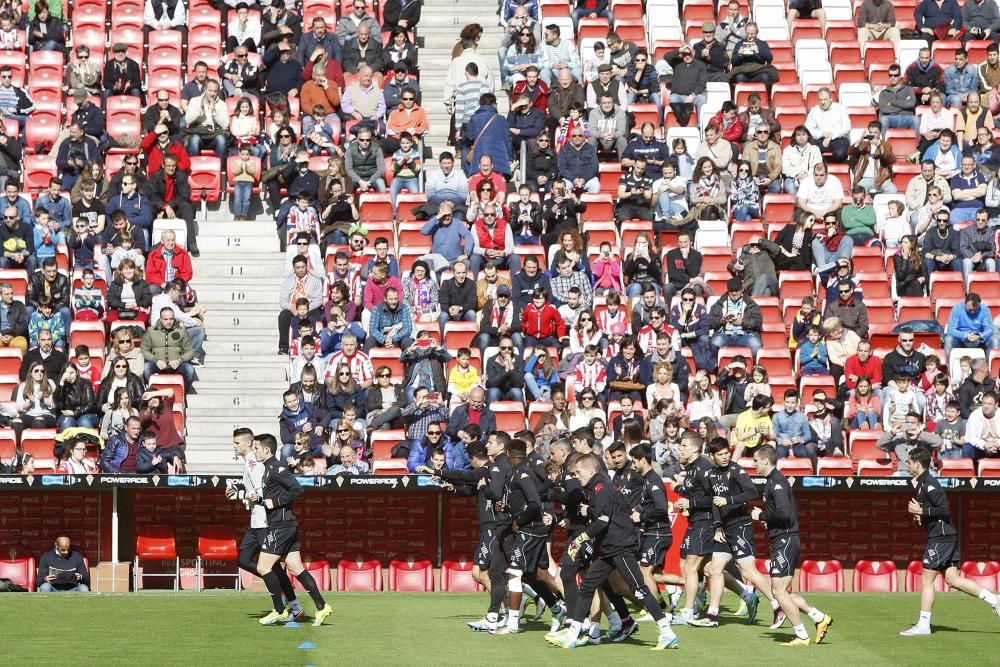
xmin=464 ymin=105 xmax=513 ymax=177
xmin=922 ymin=140 xmax=962 ymax=168
xmin=524 ymin=354 xmax=560 ymax=390
xmin=557 ymin=141 xmax=599 ymax=182
xmin=100 ymin=432 xmax=137 ymax=472
xmin=916 ymin=0 xmax=963 ymax=30
xmin=106 ymin=192 xmax=154 ymax=230
xmin=798 ymin=341 xmax=829 ymax=373
xmin=407 ymin=433 xmax=461 ymax=472
xmin=369 ymin=302 xmax=413 ymax=346
xmin=943 ymin=64 xmax=981 ymax=97
xmin=421 ymin=216 xmax=475 ymax=260
xmin=278 ymin=402 xmax=326 ymax=452
xmin=36 ymin=194 xmax=72 ymax=229
xmin=946 ymin=302 xmax=994 ymax=340
xmin=772 ymin=409 xmax=814 ymax=444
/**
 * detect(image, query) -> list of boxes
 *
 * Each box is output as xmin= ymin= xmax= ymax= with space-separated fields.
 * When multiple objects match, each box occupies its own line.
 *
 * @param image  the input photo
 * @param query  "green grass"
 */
xmin=7 ymin=591 xmax=998 ymax=665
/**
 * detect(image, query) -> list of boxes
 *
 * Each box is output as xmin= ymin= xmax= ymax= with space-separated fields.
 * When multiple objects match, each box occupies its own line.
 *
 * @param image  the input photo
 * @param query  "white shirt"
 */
xmin=797 ymin=175 xmax=844 ymax=213
xmin=965 ymin=407 xmax=1000 ymax=449
xmin=805 ymin=102 xmax=851 ymax=140
xmin=242 ymin=451 xmax=267 ymax=529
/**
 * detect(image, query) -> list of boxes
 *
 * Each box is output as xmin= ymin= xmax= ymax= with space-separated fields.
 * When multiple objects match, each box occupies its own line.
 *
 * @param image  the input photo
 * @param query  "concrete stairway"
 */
xmin=417 ymin=0 xmax=507 ymax=166
xmin=184 ymin=215 xmax=285 ymax=474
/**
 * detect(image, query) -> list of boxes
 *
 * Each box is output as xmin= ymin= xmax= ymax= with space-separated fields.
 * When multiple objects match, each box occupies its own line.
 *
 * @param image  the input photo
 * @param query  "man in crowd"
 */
xmin=37 ymin=536 xmax=90 ymax=592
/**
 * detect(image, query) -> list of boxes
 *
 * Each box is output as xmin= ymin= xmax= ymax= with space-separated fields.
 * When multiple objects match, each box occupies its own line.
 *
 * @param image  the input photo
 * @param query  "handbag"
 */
xmin=465 ymin=113 xmax=497 ymax=164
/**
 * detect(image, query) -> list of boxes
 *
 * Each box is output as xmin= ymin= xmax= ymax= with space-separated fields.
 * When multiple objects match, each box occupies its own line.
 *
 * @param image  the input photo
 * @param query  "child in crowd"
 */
xmin=798 ymin=325 xmax=829 ymax=375
xmin=389 ymin=132 xmax=421 ymax=213
xmin=446 ymin=347 xmax=480 ymax=406
xmin=72 ymin=345 xmax=102 ymax=392
xmin=33 ymin=209 xmax=64 ymax=262
xmin=73 ymin=269 xmax=105 ymax=321
xmin=789 ymin=296 xmax=821 ymax=348
xmin=879 ymin=200 xmax=909 ymax=248
xmin=110 ymin=233 xmax=145 ymax=271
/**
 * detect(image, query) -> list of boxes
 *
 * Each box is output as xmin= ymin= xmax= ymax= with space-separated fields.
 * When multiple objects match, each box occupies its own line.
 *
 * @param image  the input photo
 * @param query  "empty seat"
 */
xmin=798 ymin=559 xmax=844 ymax=592
xmin=337 ymin=554 xmax=383 ymax=591
xmin=134 ymin=525 xmax=180 ymax=591
xmin=440 ymin=555 xmax=484 ymax=592
xmin=196 ymin=526 xmax=240 ymax=591
xmin=388 ymin=554 xmax=434 ymax=592
xmin=853 ymin=559 xmax=899 ymax=592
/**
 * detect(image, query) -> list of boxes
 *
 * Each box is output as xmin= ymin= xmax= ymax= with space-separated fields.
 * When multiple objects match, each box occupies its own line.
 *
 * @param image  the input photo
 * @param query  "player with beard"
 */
xmin=229 ymin=429 xmax=304 ymax=620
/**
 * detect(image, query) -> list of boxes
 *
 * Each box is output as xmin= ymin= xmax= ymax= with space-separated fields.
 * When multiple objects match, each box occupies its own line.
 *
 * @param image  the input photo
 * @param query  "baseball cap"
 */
xmin=497 ymin=286 xmax=512 ymax=297
xmin=703 ymin=21 xmax=716 ymax=31
xmin=393 ymin=61 xmax=408 ymax=72
xmin=112 ymin=43 xmax=127 ymax=53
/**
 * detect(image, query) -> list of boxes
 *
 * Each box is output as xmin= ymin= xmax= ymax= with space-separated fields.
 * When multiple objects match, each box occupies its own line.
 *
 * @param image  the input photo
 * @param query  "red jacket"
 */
xmin=140 ymin=132 xmax=192 ymax=177
xmin=510 ymin=79 xmax=550 ymax=112
xmin=145 ymin=244 xmax=194 ymax=287
xmin=521 ymin=302 xmax=566 ymax=340
xmin=709 ymin=111 xmax=744 ymax=144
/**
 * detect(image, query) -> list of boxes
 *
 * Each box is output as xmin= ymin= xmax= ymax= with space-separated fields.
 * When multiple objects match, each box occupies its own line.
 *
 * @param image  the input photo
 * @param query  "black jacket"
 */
xmin=914 ymin=469 xmax=958 ymax=540
xmin=610 ymin=461 xmax=644 ymax=510
xmin=96 ymin=371 xmax=145 ymax=408
xmin=678 ymin=456 xmax=715 ymax=526
xmin=486 ymin=353 xmax=525 ymax=392
xmin=257 ymin=456 xmax=304 ymax=526
xmin=664 ymin=247 xmax=703 ymax=289
xmin=635 ymin=468 xmax=671 ymax=531
xmin=148 ymin=169 xmax=192 ymax=212
xmin=383 ymin=0 xmax=422 ymax=28
xmin=341 ymin=39 xmax=387 ymax=74
xmin=141 ymin=103 xmax=184 ymax=136
xmin=0 ymin=299 xmax=28 ymax=337
xmin=506 ymin=459 xmax=545 ymax=531
xmin=581 ymin=471 xmax=639 ymax=557
xmin=103 ymin=58 xmax=143 ymax=95
xmin=478 ymin=298 xmax=523 ymax=338
xmin=55 ymin=378 xmax=97 ymax=418
xmin=442 ymin=464 xmax=496 ymax=526
xmin=365 ymin=382 xmax=405 ymax=414
xmin=439 ymin=277 xmax=477 ymax=314
xmin=27 ymin=271 xmax=71 ymax=309
xmin=107 ymin=278 xmax=153 ymax=311
xmin=0 ymin=220 xmax=35 ymax=256
xmin=707 ymin=461 xmax=757 ymax=529
xmin=20 ymin=348 xmax=67 ymax=381
xmin=760 ymin=468 xmax=799 ymax=538
xmin=882 ymin=347 xmax=927 ymax=383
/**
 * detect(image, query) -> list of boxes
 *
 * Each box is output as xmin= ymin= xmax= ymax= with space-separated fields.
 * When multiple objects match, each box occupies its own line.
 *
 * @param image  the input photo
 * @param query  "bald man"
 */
xmin=37 ymin=536 xmax=90 ymax=592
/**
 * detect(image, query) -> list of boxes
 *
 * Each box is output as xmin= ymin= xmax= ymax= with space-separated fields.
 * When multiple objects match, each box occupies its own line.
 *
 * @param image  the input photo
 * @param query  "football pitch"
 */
xmin=8 ymin=591 xmax=997 ymax=665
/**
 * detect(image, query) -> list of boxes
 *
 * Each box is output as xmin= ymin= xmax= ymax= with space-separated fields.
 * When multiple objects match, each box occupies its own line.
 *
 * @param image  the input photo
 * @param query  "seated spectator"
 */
xmin=615 ymin=157 xmax=654 ymax=221
xmin=365 ymin=287 xmax=413 ymax=351
xmin=385 ymin=28 xmax=417 ymax=74
xmin=140 ymin=307 xmax=196 ymax=387
xmin=857 ymin=0 xmax=899 ymax=45
xmin=345 ymin=127 xmax=387 ymax=193
xmin=848 ymin=123 xmax=896 ymax=194
xmin=145 ymin=230 xmax=193 ymax=296
xmin=400 ymin=386 xmax=449 ymax=456
xmin=476 ymin=285 xmax=523 ymax=351
xmin=665 ymin=44 xmax=709 ymax=126
xmin=842 ymin=186 xmax=877 ymax=244
xmin=136 ymin=430 xmax=183 ymax=474
xmin=14 ymin=361 xmax=58 ymax=436
xmin=298 ymin=70 xmax=341 ymax=156
xmin=35 ymin=179 xmax=72 ymax=232
xmin=878 ymin=409 xmax=940 ymax=473
xmin=182 ymin=80 xmax=228 ymax=160
xmin=144 ymin=0 xmax=187 ymax=37
xmin=56 ymin=123 xmax=100 ymax=193
xmin=343 ymin=23 xmax=386 ymax=80
xmin=262 ymin=39 xmax=304 ymax=97
xmin=877 ymin=64 xmax=919 ymax=137
xmin=892 ymin=234 xmax=928 ymax=297
xmin=327 ymin=444 xmax=371 ymax=475
xmin=918 ymin=93 xmax=954 ymax=155
xmin=729 ymin=22 xmax=776 ymax=85
xmin=336 ymin=2 xmax=381 ymax=46
xmin=968 ymin=126 xmax=1000 ymax=178
xmin=32 ymin=210 xmax=63 ymax=267
xmin=964 ymin=391 xmax=1000 ymax=459
xmin=806 ymin=87 xmax=850 ymax=163
xmin=37 ymin=536 xmax=90 ymax=592
xmin=950 ymin=158 xmax=988 ymax=223
xmin=387 ymin=132 xmax=424 ymax=207
xmin=219 ymin=47 xmax=261 ymax=99
xmin=27 ymin=258 xmax=71 ymax=328
xmin=27 ymin=294 xmax=65 ymax=350
xmin=729 ymin=161 xmax=761 ymax=222
xmin=946 ymin=50 xmax=982 ymax=109
xmin=945 ymin=292 xmax=993 ymax=357
xmin=437 ymin=259 xmax=477 ymax=331
xmin=709 ymin=278 xmax=763 ymax=355
xmin=149 ymin=159 xmax=199 ymax=257
xmin=227 ymin=3 xmax=262 ymax=52
xmin=796 ymin=162 xmax=844 ymax=220
xmin=102 ymin=43 xmax=143 ymax=104
xmin=0 ymin=282 xmax=27 ymax=352
xmin=773 ymin=390 xmax=816 ymax=466
xmin=342 ymin=66 xmax=386 ymax=138
xmin=730 ymin=393 xmax=774 ymax=461
xmin=106 ymin=258 xmax=152 ymax=326
xmin=105 ymin=175 xmax=154 ymax=244
xmin=813 ymin=214 xmax=854 ymax=275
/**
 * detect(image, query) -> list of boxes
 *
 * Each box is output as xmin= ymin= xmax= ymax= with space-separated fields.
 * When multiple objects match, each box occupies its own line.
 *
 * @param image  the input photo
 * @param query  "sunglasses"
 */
xmin=337 ymin=429 xmax=350 ymax=434
xmin=378 ymin=373 xmax=391 ymax=378
xmin=682 ymin=297 xmax=694 ymax=302
xmin=358 ymin=138 xmax=371 ymax=142
xmin=484 ymin=212 xmax=497 ymax=217
xmin=900 ymin=337 xmax=914 ymax=343
xmin=427 ymin=430 xmax=441 ymax=435
xmin=500 ymin=346 xmax=514 ymax=351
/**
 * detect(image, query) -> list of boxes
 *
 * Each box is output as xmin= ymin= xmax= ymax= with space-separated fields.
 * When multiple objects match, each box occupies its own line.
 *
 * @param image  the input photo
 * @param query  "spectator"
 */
xmin=365 ymin=287 xmax=413 ymax=351
xmin=54 ymin=364 xmax=98 ymax=430
xmin=694 ymin=122 xmax=736 ymax=174
xmin=227 ymin=3 xmax=262 ymax=52
xmin=260 ymin=0 xmax=303 ymax=50
xmin=920 ymin=95 xmax=956 ymax=157
xmin=145 ymin=230 xmax=193 ymax=295
xmin=878 ymin=411 xmax=940 ymax=473
xmin=140 ymin=307 xmax=195 ymax=387
xmin=622 ymin=122 xmax=671 ymax=181
xmin=182 ymin=80 xmax=228 ymax=161
xmin=788 ymin=0 xmax=826 ymax=33
xmin=27 ymin=257 xmax=71 ymax=327
xmin=470 ymin=204 xmax=519 ymax=274
xmin=66 ymin=45 xmax=101 ymax=100
xmin=916 ymin=0 xmax=963 ymax=40
xmin=587 ymin=94 xmax=627 ymax=159
xmin=35 ymin=179 xmax=72 ymax=231
xmin=336 ymin=2 xmax=381 ymax=47
xmin=342 ymin=66 xmax=386 ymax=137
xmin=342 ymin=23 xmax=386 ymax=77
xmin=382 ymin=63 xmax=418 ymax=113
xmin=981 ymin=44 xmax=1000 ymax=111
xmin=422 ymin=152 xmax=469 ymax=214
xmin=541 ymin=23 xmax=581 ymax=84
xmin=692 ymin=21 xmax=730 ymax=83
xmin=959 ymin=105 xmax=996 ymax=159
xmin=945 ymin=292 xmax=993 ymax=357
xmin=615 ymin=157 xmax=654 ymax=221
xmin=383 ymin=0 xmax=420 ymax=33
xmin=485 ymin=336 xmax=526 ymax=402
xmin=550 ymin=256 xmax=593 ymax=308
xmin=780 ymin=125 xmax=821 ymax=195
xmin=219 ymin=47 xmax=261 ymax=99
xmin=796 ymin=162 xmax=844 ymax=219
xmin=773 ymin=390 xmax=817 ymax=467
xmin=327 ymin=444 xmax=370 ymax=475
xmin=37 ymin=536 xmax=90 ymax=592
xmin=55 ymin=123 xmax=100 ymax=194
xmin=857 ymin=0 xmax=899 ymax=45
xmin=959 ymin=359 xmax=997 ymax=418
xmin=906 ymin=49 xmax=944 ymax=111
xmin=741 ymin=126 xmax=782 ymax=194
xmin=0 ymin=282 xmax=27 ymax=352
xmin=444 ymin=25 xmax=494 ymax=105
xmin=729 ymin=22 xmax=776 ymax=85
xmin=420 ymin=202 xmax=474 ymax=272
xmin=179 ymin=61 xmax=211 ymax=116
xmin=0 ymin=65 xmax=34 ymax=137
xmin=344 ymin=127 xmax=386 ymax=194
xmin=716 ymin=0 xmax=749 ymax=53
xmin=102 ymin=43 xmax=143 ymax=104
xmin=503 ymin=26 xmax=548 ymax=88
xmin=964 ymin=391 xmax=1000 ymax=459
xmin=950 ymin=158 xmax=988 ymax=223
xmin=548 ymin=68 xmax=586 ymax=129
xmin=841 ymin=186 xmax=877 ymax=244
xmin=148 ymin=160 xmax=198 ymax=258
xmin=849 ymin=122 xmax=896 ymax=194
xmin=385 ymin=87 xmax=429 ymax=154
xmin=0 ymin=204 xmax=35 ymax=272
xmin=587 ymin=62 xmax=626 ymax=109
xmin=877 ymin=64 xmax=920 ymax=137
xmin=144 ymin=0 xmax=186 ymax=36
xmin=959 ymin=208 xmax=997 ymax=283
xmin=100 ymin=416 xmax=142 ymax=472
xmin=105 ymin=174 xmax=153 ymax=243
xmin=278 ymin=256 xmax=323 ymax=355
xmin=463 ymin=93 xmax=512 ymax=178
xmin=944 ymin=49 xmax=980 ymax=109
xmin=709 ymin=278 xmax=763 ymax=355
xmin=141 ymin=92 xmax=183 ymax=142
xmin=262 ymin=39 xmax=304 ymax=98
xmin=730 ymin=393 xmax=774 ymax=461
xmin=732 ymin=236 xmax=778 ymax=296
xmin=806 ymin=87 xmax=850 ymax=163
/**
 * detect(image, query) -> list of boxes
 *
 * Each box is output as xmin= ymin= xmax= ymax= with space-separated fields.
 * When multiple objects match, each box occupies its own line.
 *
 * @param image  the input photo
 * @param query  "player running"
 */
xmin=547 ymin=454 xmax=679 ymax=650
xmin=704 ymin=437 xmax=778 ymax=625
xmin=229 ymin=428 xmax=304 ymax=620
xmin=673 ymin=432 xmax=719 ymax=626
xmin=750 ymin=445 xmax=833 ymax=646
xmin=251 ymin=434 xmax=333 ymax=627
xmin=898 ymin=446 xmax=1000 ymax=636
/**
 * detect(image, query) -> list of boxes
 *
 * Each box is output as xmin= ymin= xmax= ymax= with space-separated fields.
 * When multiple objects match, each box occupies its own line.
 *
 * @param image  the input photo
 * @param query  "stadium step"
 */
xmin=418 ymin=0 xmax=507 ymax=168
xmin=184 ymin=214 xmax=287 ymax=473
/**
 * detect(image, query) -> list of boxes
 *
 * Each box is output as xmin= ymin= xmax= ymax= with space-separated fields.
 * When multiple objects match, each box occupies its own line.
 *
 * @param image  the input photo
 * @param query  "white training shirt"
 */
xmin=243 ymin=451 xmax=267 ymax=529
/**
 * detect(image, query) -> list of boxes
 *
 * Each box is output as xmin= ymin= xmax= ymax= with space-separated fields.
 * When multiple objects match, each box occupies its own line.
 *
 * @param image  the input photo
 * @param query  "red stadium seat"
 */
xmin=290 ymin=556 xmax=332 ymax=591
xmin=816 ymin=457 xmax=854 ymax=476
xmin=196 ymin=526 xmax=240 ymax=591
xmin=0 ymin=348 xmax=22 ymax=377
xmin=337 ymin=553 xmax=383 ymax=591
xmin=960 ymin=561 xmax=1000 ymax=590
xmin=979 ymin=459 xmax=1000 ymax=477
xmin=443 ymin=321 xmax=478 ymax=349
xmin=388 ymin=554 xmax=434 ymax=592
xmin=853 ymin=560 xmax=899 ymax=592
xmin=0 ymin=557 xmax=35 ymax=591
xmin=440 ymin=555 xmax=484 ymax=592
xmin=777 ymin=458 xmax=814 ymax=476
xmin=358 ymin=193 xmax=393 ymax=223
xmin=905 ymin=560 xmax=946 ymax=592
xmin=134 ymin=525 xmax=180 ymax=591
xmin=370 ymin=430 xmax=407 ymax=461
xmin=189 ymin=156 xmax=223 ymax=212
xmin=108 ymin=27 xmax=143 ymax=61
xmin=20 ymin=428 xmax=57 ymax=469
xmin=372 ymin=458 xmax=409 ymax=475
xmin=25 ymin=112 xmax=61 ymax=153
xmin=798 ymin=559 xmax=844 ymax=592
xmin=897 ymin=297 xmax=933 ymax=323
xmin=0 ymin=375 xmax=18 ymax=402
xmin=491 ymin=401 xmax=527 ymax=431
xmin=857 ymin=459 xmax=896 ymax=476
xmin=580 ymin=194 xmax=615 ymax=222
xmin=938 ymin=458 xmax=975 ymax=477
xmin=22 ymin=155 xmax=57 ymax=194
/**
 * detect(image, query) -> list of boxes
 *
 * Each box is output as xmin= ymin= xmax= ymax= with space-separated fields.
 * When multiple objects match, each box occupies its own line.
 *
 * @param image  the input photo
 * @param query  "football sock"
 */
xmin=522 ymin=583 xmax=537 ymax=599
xmin=486 ymin=612 xmax=499 ymax=626
xmin=588 ymin=622 xmax=602 ymax=639
xmin=793 ymin=624 xmax=809 ymax=640
xmin=708 ymin=605 xmax=719 ymax=618
xmin=608 ymin=611 xmax=622 ymax=632
xmin=771 ymin=598 xmax=781 ymax=610
xmin=681 ymin=607 xmax=695 ymax=620
xmin=740 ymin=589 xmax=756 ymax=603
xmin=807 ymin=607 xmax=826 ymax=623
xmin=261 ymin=571 xmax=285 ymax=612
xmin=506 ymin=609 xmax=520 ymax=631
xmin=917 ymin=611 xmax=932 ymax=629
xmin=978 ymin=589 xmax=999 ymax=606
xmin=657 ymin=616 xmax=676 ymax=636
xmin=272 ymin=563 xmax=297 ymax=603
xmin=564 ymin=620 xmax=583 ymax=643
xmin=296 ymin=571 xmax=326 ymax=609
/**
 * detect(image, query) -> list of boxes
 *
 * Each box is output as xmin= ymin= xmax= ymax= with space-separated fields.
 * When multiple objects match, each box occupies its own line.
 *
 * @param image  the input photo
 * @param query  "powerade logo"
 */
xmin=297 ymin=476 xmax=316 ymax=487
xmin=41 ymin=475 xmax=67 ymax=486
xmin=167 ymin=476 xmax=191 ymax=487
xmin=416 ymin=475 xmax=442 ymax=488
xmin=801 ymin=476 xmax=835 ymax=488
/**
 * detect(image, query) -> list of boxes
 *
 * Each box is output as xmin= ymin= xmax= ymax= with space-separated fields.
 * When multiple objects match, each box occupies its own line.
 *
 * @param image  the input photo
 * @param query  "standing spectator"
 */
xmin=102 ymin=43 xmax=143 ymax=104
xmin=463 ymin=93 xmax=512 ymax=178
xmin=148 ymin=159 xmax=199 ymax=257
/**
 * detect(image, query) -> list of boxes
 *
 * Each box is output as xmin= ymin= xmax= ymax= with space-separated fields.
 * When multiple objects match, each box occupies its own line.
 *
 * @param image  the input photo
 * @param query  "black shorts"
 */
xmin=713 ymin=524 xmax=756 ymax=561
xmin=769 ymin=535 xmax=801 ymax=578
xmin=475 ymin=528 xmax=497 ymax=569
xmin=680 ymin=525 xmax=716 ymax=558
xmin=239 ymin=527 xmax=267 ymax=555
xmin=923 ymin=540 xmax=961 ymax=574
xmin=639 ymin=532 xmax=672 ymax=568
xmin=789 ymin=0 xmax=821 ymax=16
xmin=508 ymin=531 xmax=548 ymax=575
xmin=261 ymin=524 xmax=300 ymax=556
